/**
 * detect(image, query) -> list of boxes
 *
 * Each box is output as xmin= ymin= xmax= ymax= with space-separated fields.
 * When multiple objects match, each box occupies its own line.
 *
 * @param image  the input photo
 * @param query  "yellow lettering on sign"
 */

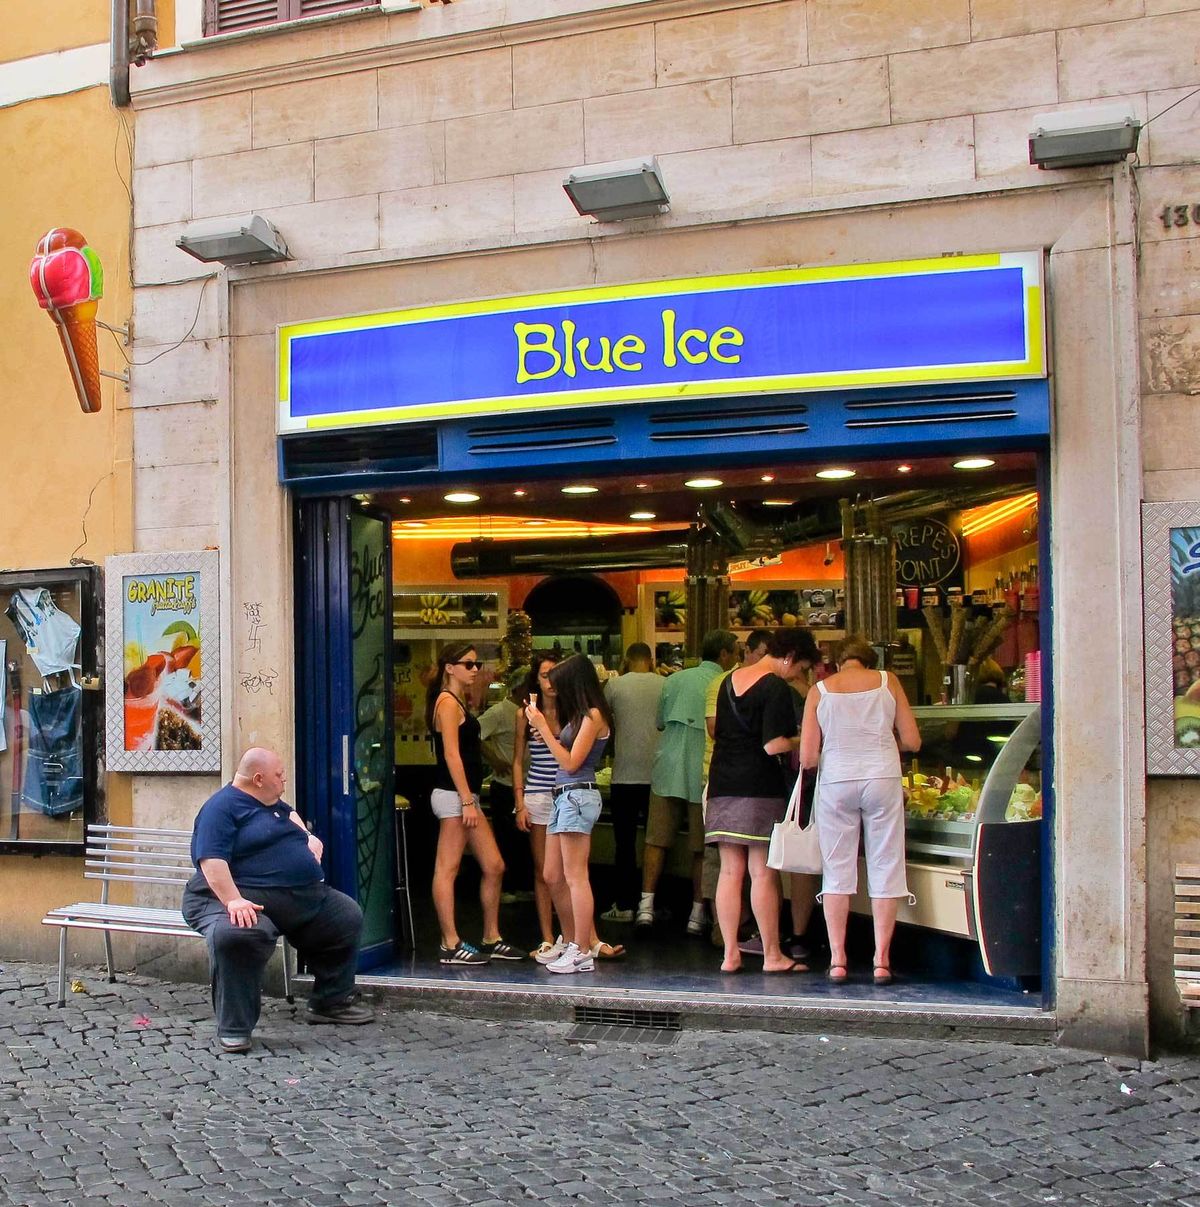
xmin=612 ymin=334 xmax=645 ymax=372
xmin=515 ymin=323 xmax=562 ymax=383
xmin=710 ymin=326 xmax=744 ymax=364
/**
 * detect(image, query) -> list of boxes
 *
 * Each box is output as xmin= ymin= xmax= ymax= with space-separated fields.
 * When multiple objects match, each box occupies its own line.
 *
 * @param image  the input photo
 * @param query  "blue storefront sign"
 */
xmin=277 ymin=252 xmax=1045 ymax=434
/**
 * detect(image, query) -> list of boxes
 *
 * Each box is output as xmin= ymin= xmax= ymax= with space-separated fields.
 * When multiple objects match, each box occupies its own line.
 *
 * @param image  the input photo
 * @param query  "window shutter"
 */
xmin=207 ymin=0 xmax=286 ymax=34
xmin=297 ymin=0 xmax=378 ymax=15
xmin=206 ymin=0 xmax=378 ymax=35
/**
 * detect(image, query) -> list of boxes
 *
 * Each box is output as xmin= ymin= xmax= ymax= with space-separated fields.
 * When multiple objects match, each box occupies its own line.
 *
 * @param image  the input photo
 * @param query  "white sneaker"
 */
xmin=533 ymin=935 xmax=566 ymax=965
xmin=545 ymin=942 xmax=595 ymax=974
xmin=635 ymin=905 xmax=654 ymax=927
xmin=686 ymin=906 xmax=709 ymax=936
xmin=601 ymin=904 xmax=634 ymax=923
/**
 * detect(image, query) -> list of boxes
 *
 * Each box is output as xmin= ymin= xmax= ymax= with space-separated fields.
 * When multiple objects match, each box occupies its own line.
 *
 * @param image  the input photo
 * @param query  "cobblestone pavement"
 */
xmin=1 ymin=962 xmax=1198 ymax=1206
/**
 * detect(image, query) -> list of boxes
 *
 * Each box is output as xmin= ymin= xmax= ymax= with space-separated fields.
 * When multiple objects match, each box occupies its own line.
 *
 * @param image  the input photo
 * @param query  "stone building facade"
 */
xmin=115 ymin=0 xmax=1200 ymax=1052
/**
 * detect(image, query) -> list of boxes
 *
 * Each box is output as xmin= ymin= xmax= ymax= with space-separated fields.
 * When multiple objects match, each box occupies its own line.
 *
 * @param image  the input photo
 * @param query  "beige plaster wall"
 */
xmin=124 ymin=0 xmax=1200 ymax=1050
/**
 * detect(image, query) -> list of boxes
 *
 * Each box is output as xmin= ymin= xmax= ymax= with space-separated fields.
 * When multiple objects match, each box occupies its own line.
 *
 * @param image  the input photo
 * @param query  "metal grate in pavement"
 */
xmin=568 ymin=1007 xmax=682 ymax=1045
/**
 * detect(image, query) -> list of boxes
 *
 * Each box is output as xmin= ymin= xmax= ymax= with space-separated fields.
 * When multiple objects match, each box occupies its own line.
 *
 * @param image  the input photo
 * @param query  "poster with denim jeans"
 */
xmin=22 ymin=686 xmax=83 ymax=817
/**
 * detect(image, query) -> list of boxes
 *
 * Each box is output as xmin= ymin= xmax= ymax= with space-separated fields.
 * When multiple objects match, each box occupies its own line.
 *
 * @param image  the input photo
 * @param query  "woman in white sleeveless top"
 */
xmin=799 ymin=636 xmax=920 ymax=986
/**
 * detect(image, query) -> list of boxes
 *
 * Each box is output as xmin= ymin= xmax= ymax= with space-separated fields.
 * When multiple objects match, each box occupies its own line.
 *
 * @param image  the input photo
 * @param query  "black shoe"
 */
xmin=218 ymin=1035 xmax=252 ymax=1053
xmin=782 ymin=935 xmax=812 ymax=962
xmin=481 ymin=939 xmax=525 ymax=961
xmin=439 ymin=940 xmax=490 ymax=966
xmin=306 ymin=992 xmax=375 ymax=1025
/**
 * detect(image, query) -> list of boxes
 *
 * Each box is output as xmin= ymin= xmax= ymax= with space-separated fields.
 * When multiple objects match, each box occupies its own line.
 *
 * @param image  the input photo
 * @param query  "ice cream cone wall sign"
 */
xmin=30 ymin=227 xmax=105 ymax=414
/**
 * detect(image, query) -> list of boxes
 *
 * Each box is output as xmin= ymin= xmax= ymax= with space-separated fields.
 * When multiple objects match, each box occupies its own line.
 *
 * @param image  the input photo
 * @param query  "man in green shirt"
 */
xmin=637 ymin=629 xmax=740 ymax=932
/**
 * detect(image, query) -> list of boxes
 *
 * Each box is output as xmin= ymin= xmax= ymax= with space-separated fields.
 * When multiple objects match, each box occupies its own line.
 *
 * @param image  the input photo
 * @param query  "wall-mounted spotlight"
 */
xmin=563 ymin=157 xmax=670 ymax=221
xmin=176 ymin=214 xmax=291 ymax=265
xmin=1028 ymin=102 xmax=1141 ymax=170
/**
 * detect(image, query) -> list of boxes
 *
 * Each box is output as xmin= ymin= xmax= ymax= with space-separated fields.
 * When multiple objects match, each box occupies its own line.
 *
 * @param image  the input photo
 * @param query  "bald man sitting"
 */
xmin=182 ymin=747 xmax=374 ymax=1052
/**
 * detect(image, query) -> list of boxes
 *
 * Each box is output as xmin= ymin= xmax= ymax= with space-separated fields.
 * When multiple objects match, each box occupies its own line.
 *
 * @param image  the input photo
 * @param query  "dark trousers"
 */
xmin=182 ymin=877 xmax=363 ymax=1038
xmin=609 ymin=782 xmax=651 ymax=910
xmin=489 ymin=781 xmax=532 ymax=890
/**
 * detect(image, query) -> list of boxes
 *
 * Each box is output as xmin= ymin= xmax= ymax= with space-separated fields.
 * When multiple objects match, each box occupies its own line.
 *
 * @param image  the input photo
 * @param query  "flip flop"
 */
xmin=762 ymin=961 xmax=808 ymax=974
xmin=873 ymin=966 xmax=893 ymax=986
xmin=827 ymin=964 xmax=849 ymax=983
xmin=591 ymin=941 xmax=626 ymax=960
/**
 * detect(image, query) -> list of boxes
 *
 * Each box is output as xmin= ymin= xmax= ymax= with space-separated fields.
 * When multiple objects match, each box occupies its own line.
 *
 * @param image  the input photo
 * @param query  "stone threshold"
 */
xmin=297 ymin=972 xmax=1059 ymax=1043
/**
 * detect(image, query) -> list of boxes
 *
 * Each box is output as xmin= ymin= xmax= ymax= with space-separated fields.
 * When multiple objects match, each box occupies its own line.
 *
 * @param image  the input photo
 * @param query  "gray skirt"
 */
xmin=705 ymin=795 xmax=787 ymax=846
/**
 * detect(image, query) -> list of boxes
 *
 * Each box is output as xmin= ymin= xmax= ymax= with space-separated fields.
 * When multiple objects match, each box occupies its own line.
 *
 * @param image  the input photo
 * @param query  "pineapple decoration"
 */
xmin=499 ymin=608 xmax=533 ymax=684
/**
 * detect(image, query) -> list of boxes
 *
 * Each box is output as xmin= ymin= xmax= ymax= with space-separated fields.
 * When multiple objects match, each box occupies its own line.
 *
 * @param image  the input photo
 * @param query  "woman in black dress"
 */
xmin=706 ymin=629 xmax=820 ymax=975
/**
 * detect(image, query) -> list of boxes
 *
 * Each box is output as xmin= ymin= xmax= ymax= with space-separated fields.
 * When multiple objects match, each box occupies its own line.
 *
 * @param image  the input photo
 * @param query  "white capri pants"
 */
xmin=816 ymin=777 xmax=909 ymax=898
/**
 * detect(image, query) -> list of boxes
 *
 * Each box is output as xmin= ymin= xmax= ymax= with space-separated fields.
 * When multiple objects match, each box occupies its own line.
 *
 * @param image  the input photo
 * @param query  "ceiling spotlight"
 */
xmin=896 ymin=465 xmax=912 ymax=475
xmin=562 ymin=484 xmax=599 ymax=495
xmin=512 ymin=489 xmax=527 ymax=498
xmin=684 ymin=477 xmax=723 ymax=489
xmin=953 ymin=457 xmax=996 ymax=470
xmin=816 ymin=467 xmax=855 ymax=480
xmin=444 ymin=491 xmax=481 ymax=504
xmin=760 ymin=474 xmax=775 ymax=483
xmin=399 ymin=496 xmax=412 ymax=504
xmin=762 ymin=499 xmax=794 ymax=507
xmin=635 ymin=483 xmax=650 ymax=490
xmin=629 ymin=510 xmax=656 ymax=521
xmin=524 ymin=519 xmax=549 ymax=526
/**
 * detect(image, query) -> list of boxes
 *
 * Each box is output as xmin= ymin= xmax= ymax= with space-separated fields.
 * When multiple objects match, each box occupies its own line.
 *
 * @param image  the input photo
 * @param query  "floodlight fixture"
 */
xmin=563 ymin=157 xmax=670 ymax=221
xmin=1028 ymin=103 xmax=1142 ymax=169
xmin=176 ymin=214 xmax=291 ymax=265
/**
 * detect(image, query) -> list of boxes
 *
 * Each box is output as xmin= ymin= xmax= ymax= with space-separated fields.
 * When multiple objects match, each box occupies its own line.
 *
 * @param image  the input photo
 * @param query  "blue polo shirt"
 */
xmin=191 ymin=784 xmax=322 ymax=889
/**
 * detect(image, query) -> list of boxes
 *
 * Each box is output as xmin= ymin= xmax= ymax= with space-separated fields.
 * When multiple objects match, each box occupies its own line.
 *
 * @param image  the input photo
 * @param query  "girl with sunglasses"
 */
xmin=426 ymin=643 xmax=523 ymax=966
xmin=524 ymin=654 xmax=614 ymax=974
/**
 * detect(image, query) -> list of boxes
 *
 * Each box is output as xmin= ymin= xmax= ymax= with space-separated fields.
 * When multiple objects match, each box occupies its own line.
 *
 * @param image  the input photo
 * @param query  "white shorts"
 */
xmin=815 ymin=777 xmax=909 ymax=898
xmin=431 ymin=787 xmax=468 ymax=820
xmin=522 ymin=791 xmax=553 ymax=827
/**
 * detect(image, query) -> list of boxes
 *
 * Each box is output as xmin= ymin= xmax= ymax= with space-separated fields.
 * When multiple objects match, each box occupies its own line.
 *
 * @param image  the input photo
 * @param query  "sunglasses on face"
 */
xmin=454 ymin=659 xmax=484 ymax=670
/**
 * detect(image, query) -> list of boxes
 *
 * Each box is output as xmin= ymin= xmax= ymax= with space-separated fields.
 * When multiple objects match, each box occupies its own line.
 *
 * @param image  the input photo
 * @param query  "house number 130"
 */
xmin=1160 ymin=204 xmax=1200 ymax=229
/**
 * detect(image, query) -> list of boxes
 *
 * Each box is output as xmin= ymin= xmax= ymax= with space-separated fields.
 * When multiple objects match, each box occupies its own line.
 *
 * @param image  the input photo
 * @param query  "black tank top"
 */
xmin=432 ymin=692 xmax=483 ymax=793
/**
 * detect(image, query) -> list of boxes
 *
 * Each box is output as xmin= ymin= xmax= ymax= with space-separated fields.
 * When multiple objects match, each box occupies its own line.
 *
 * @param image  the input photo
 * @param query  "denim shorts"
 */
xmin=548 ymin=787 xmax=602 ymax=836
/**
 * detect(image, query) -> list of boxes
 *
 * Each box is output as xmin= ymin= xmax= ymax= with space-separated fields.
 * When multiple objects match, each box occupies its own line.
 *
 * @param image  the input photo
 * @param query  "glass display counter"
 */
xmin=849 ymin=703 xmax=1043 ymax=977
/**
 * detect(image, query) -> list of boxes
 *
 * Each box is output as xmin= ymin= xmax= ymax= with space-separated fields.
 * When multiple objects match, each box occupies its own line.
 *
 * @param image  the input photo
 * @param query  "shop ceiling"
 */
xmin=374 ymin=452 xmax=1037 ymax=533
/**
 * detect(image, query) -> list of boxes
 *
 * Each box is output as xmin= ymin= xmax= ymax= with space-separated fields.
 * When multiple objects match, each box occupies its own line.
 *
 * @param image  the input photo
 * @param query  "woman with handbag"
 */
xmin=799 ymin=636 xmax=921 ymax=986
xmin=706 ymin=629 xmax=820 ymax=974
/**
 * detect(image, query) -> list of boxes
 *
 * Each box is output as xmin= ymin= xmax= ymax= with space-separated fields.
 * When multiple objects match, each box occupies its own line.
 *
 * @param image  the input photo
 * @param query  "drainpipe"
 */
xmin=111 ymin=0 xmax=158 ymax=108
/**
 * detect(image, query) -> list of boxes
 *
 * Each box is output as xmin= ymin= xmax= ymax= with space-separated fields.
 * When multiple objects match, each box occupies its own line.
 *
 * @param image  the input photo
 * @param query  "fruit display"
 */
xmin=1004 ymin=782 xmax=1043 ymax=822
xmin=418 ymin=593 xmax=451 ymax=625
xmin=655 ymin=589 xmax=686 ymax=630
xmin=723 ymin=586 xmax=845 ymax=631
xmin=903 ymin=771 xmax=979 ymax=821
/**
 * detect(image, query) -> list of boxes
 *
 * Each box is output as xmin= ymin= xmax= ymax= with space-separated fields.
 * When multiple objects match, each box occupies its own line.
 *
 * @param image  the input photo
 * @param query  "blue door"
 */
xmin=294 ymin=498 xmax=395 ymax=968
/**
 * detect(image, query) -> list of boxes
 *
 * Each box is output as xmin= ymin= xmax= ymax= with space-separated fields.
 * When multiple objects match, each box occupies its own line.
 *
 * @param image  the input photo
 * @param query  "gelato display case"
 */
xmin=849 ymin=703 xmax=1043 ymax=978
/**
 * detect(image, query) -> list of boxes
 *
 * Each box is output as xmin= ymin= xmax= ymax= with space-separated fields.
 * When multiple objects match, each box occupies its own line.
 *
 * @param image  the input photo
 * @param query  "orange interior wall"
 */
xmin=392 ymin=537 xmax=845 ymax=607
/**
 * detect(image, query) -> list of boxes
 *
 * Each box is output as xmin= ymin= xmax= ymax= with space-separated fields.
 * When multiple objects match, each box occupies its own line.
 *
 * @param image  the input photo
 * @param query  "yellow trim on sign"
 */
xmin=294 ymin=359 xmax=1039 ymax=431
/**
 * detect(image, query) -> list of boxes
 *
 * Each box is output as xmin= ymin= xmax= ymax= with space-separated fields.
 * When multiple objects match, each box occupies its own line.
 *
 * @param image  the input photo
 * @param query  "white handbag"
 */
xmin=766 ymin=769 xmax=823 ymax=875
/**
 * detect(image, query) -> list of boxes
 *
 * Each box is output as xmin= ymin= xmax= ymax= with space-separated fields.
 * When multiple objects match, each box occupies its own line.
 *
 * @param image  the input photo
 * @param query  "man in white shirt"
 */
xmin=600 ymin=643 xmax=664 ymax=923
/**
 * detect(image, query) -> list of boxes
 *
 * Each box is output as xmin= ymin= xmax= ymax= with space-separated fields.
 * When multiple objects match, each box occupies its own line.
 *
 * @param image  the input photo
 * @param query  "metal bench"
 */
xmin=41 ymin=824 xmax=293 ymax=1008
xmin=1176 ymin=863 xmax=1200 ymax=1012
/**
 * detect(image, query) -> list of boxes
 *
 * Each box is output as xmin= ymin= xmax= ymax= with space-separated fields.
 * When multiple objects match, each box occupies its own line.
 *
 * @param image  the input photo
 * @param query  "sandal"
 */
xmin=827 ymin=964 xmax=848 ymax=983
xmin=590 ymin=941 xmax=626 ymax=960
xmin=873 ymin=966 xmax=893 ymax=986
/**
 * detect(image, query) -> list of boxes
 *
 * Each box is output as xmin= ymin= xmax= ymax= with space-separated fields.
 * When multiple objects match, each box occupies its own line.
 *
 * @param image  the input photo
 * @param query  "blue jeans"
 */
xmin=182 ymin=876 xmax=363 ymax=1038
xmin=548 ymin=787 xmax=602 ymax=836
